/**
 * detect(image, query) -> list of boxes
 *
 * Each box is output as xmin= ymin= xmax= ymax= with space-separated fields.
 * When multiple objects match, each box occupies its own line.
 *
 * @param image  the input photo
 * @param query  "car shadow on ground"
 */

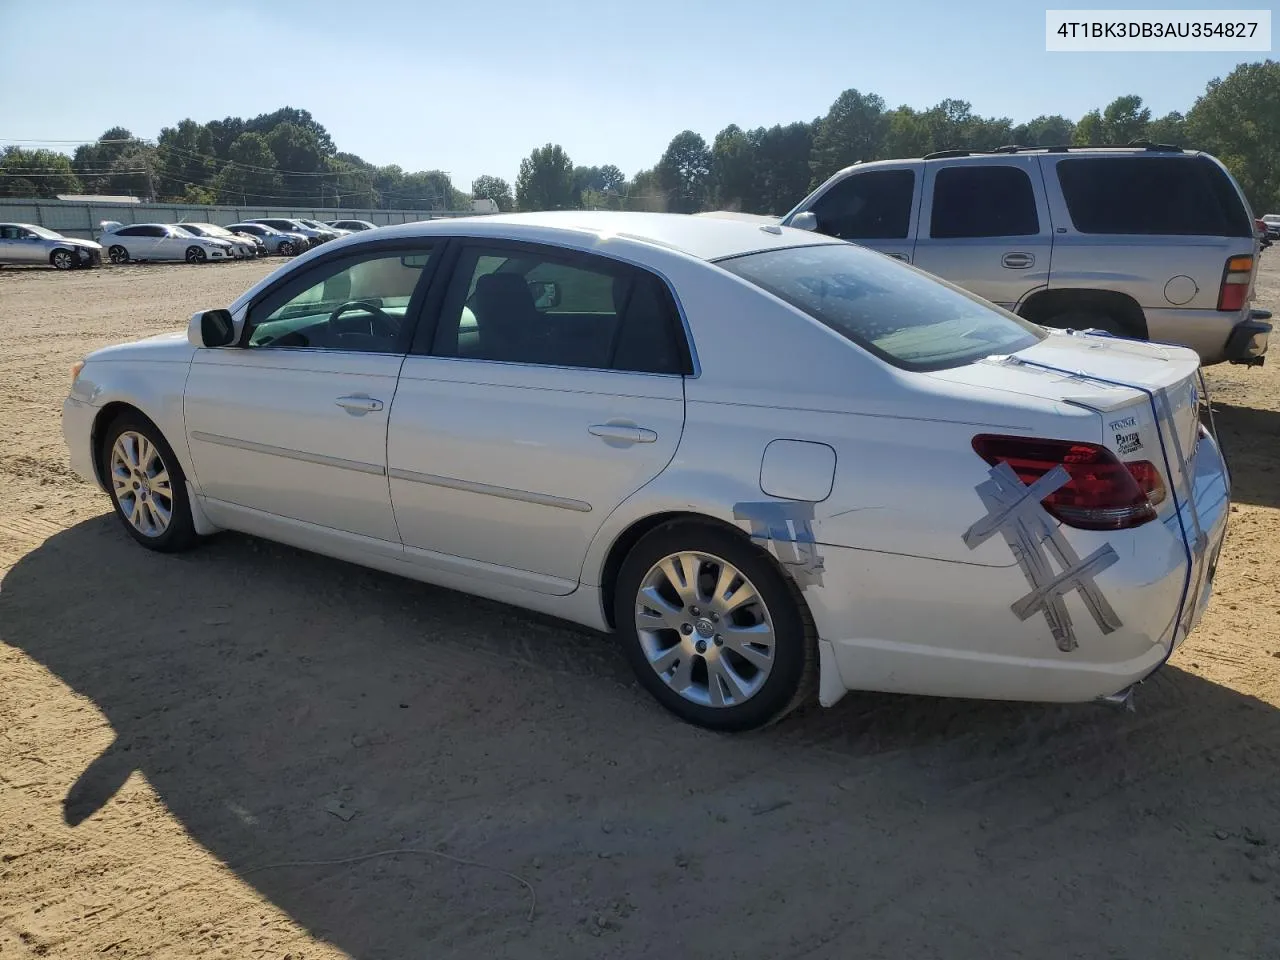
xmin=3 ymin=518 xmax=1280 ymax=959
xmin=1210 ymin=400 xmax=1280 ymax=509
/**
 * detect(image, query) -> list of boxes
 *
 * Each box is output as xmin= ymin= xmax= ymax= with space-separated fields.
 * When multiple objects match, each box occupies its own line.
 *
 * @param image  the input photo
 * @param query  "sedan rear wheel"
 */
xmin=50 ymin=248 xmax=75 ymax=270
xmin=615 ymin=521 xmax=816 ymax=730
xmin=102 ymin=414 xmax=197 ymax=552
xmin=108 ymin=245 xmax=128 ymax=264
xmin=186 ymin=246 xmax=207 ymax=264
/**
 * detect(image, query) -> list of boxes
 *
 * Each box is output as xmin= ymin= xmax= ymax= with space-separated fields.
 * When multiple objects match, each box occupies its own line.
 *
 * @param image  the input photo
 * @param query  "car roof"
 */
xmin=369 ymin=211 xmax=834 ymax=262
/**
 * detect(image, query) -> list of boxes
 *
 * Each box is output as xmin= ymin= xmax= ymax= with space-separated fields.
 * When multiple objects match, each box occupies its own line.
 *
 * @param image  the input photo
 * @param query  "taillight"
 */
xmin=972 ymin=435 xmax=1163 ymax=530
xmin=1217 ymin=254 xmax=1253 ymax=311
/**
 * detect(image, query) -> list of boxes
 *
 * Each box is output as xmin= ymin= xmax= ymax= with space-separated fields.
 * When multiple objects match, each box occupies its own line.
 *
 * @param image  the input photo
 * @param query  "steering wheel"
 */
xmin=328 ymin=299 xmax=397 ymax=339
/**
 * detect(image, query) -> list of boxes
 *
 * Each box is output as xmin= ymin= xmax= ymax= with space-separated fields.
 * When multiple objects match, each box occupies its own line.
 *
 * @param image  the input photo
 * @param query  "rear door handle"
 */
xmin=1001 ymin=252 xmax=1035 ymax=269
xmin=335 ymin=394 xmax=384 ymax=415
xmin=589 ymin=423 xmax=658 ymax=444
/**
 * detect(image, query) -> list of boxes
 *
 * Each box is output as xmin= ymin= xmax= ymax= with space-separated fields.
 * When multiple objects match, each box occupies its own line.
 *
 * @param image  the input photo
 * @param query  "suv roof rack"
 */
xmin=917 ymin=142 xmax=1189 ymax=160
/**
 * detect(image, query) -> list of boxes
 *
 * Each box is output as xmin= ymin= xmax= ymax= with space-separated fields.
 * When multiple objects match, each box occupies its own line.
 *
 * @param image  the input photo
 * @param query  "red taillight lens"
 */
xmin=1217 ymin=254 xmax=1253 ymax=311
xmin=972 ymin=435 xmax=1162 ymax=530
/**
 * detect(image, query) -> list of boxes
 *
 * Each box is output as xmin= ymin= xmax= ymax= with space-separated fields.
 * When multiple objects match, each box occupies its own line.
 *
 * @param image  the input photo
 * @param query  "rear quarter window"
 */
xmin=717 ymin=243 xmax=1044 ymax=372
xmin=1056 ymin=156 xmax=1252 ymax=237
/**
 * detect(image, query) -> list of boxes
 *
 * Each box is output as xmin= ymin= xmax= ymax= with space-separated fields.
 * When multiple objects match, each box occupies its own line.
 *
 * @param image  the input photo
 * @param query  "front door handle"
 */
xmin=888 ymin=252 xmax=911 ymax=262
xmin=589 ymin=423 xmax=658 ymax=444
xmin=335 ymin=394 xmax=384 ymax=415
xmin=1001 ymin=252 xmax=1035 ymax=269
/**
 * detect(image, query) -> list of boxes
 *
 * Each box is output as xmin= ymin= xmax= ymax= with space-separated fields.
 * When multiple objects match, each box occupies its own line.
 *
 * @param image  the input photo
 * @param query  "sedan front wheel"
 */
xmin=615 ymin=520 xmax=816 ymax=731
xmin=102 ymin=414 xmax=197 ymax=552
xmin=186 ymin=246 xmax=207 ymax=264
xmin=107 ymin=245 xmax=128 ymax=264
xmin=50 ymin=249 xmax=75 ymax=270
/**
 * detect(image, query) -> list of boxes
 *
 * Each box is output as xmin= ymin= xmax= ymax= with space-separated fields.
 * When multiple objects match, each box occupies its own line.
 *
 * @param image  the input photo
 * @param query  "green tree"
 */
xmin=213 ymin=132 xmax=283 ymax=204
xmin=515 ymin=144 xmax=576 ymax=211
xmin=656 ymin=130 xmax=712 ymax=213
xmin=71 ymin=127 xmax=138 ymax=193
xmin=246 ymin=107 xmax=335 ymax=155
xmin=1145 ymin=111 xmax=1187 ymax=146
xmin=0 ymin=147 xmax=81 ymax=198
xmin=1187 ymin=59 xmax=1280 ymax=213
xmin=710 ymin=124 xmax=757 ymax=210
xmin=810 ymin=89 xmax=888 ymax=183
xmin=156 ymin=119 xmax=214 ymax=201
xmin=1010 ymin=114 xmax=1076 ymax=146
xmin=1074 ymin=95 xmax=1151 ymax=145
xmin=471 ymin=175 xmax=515 ymax=211
xmin=752 ymin=122 xmax=816 ymax=213
xmin=104 ymin=143 xmax=158 ymax=200
xmin=268 ymin=122 xmax=326 ymax=203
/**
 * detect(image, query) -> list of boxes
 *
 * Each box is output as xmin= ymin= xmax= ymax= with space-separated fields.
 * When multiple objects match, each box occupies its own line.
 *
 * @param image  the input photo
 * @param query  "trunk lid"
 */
xmin=926 ymin=330 xmax=1203 ymax=514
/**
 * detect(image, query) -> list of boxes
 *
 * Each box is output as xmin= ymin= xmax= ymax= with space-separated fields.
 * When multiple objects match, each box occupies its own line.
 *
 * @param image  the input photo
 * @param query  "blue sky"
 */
xmin=0 ymin=0 xmax=1267 ymax=189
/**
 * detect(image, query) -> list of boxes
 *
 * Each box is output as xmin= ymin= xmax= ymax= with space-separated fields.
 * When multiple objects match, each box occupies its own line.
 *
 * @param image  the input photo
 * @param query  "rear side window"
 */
xmin=808 ymin=170 xmax=915 ymax=240
xmin=716 ymin=243 xmax=1044 ymax=372
xmin=930 ymin=166 xmax=1040 ymax=238
xmin=1056 ymin=157 xmax=1252 ymax=237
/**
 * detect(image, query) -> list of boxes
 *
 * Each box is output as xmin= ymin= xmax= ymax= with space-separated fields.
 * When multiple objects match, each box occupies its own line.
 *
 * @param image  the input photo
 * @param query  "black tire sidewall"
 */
xmin=101 ymin=414 xmax=197 ymax=552
xmin=280 ymin=241 xmax=295 ymax=256
xmin=51 ymin=249 xmax=74 ymax=270
xmin=109 ymin=245 xmax=127 ymax=264
xmin=614 ymin=521 xmax=810 ymax=731
xmin=187 ymin=246 xmax=205 ymax=264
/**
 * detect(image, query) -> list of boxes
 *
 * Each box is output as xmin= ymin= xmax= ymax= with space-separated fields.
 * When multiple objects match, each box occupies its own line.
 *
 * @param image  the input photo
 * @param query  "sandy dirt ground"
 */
xmin=1 ymin=254 xmax=1278 ymax=960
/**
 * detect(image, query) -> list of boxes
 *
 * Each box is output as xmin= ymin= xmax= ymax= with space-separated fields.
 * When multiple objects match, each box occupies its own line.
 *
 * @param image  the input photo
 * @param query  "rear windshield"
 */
xmin=717 ymin=243 xmax=1044 ymax=371
xmin=1056 ymin=156 xmax=1252 ymax=237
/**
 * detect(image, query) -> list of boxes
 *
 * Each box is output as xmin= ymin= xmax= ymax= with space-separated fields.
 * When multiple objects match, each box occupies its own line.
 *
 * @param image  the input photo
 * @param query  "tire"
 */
xmin=100 ymin=412 xmax=197 ymax=553
xmin=50 ymin=248 xmax=76 ymax=270
xmin=279 ymin=240 xmax=296 ymax=256
xmin=1043 ymin=309 xmax=1131 ymax=338
xmin=107 ymin=245 xmax=128 ymax=264
xmin=186 ymin=245 xmax=207 ymax=264
xmin=614 ymin=520 xmax=817 ymax=731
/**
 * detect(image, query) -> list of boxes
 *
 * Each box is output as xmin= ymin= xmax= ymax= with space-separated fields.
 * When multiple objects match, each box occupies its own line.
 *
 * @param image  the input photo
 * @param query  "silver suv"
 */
xmin=783 ymin=145 xmax=1271 ymax=365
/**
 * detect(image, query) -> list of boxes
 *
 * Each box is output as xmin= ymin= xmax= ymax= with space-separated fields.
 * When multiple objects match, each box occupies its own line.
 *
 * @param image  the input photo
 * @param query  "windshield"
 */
xmin=170 ymin=226 xmax=197 ymax=236
xmin=716 ymin=243 xmax=1044 ymax=371
xmin=198 ymin=224 xmax=232 ymax=236
xmin=25 ymin=225 xmax=62 ymax=239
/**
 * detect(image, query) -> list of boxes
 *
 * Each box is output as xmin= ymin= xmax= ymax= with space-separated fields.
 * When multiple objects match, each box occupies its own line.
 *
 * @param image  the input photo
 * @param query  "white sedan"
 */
xmin=98 ymin=221 xmax=235 ymax=264
xmin=62 ymin=212 xmax=1229 ymax=730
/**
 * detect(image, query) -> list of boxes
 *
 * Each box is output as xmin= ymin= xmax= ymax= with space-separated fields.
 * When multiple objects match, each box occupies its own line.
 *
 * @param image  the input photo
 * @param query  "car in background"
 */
xmin=326 ymin=218 xmax=378 ymax=232
xmin=1262 ymin=214 xmax=1280 ymax=241
xmin=783 ymin=145 xmax=1269 ymax=366
xmin=177 ymin=223 xmax=266 ymax=259
xmin=244 ymin=217 xmax=334 ymax=247
xmin=295 ymin=218 xmax=348 ymax=239
xmin=98 ymin=222 xmax=234 ymax=264
xmin=225 ymin=222 xmax=308 ymax=256
xmin=62 ymin=211 xmax=1229 ymax=731
xmin=0 ymin=222 xmax=102 ymax=269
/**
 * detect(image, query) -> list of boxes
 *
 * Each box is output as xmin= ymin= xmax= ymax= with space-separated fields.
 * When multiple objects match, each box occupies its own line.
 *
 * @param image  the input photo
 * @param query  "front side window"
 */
xmin=808 ymin=169 xmax=915 ymax=240
xmin=243 ymin=247 xmax=433 ymax=353
xmin=930 ymin=165 xmax=1039 ymax=238
xmin=717 ymin=242 xmax=1043 ymax=371
xmin=430 ymin=244 xmax=688 ymax=373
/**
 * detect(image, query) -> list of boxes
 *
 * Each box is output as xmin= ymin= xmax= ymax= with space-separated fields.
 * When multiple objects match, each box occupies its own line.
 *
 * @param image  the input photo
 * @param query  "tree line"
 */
xmin=1 ymin=60 xmax=1276 ymax=215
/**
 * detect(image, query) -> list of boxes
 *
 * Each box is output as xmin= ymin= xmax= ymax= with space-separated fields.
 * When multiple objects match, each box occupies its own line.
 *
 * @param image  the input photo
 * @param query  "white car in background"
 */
xmin=62 ymin=212 xmax=1229 ymax=731
xmin=99 ymin=222 xmax=235 ymax=264
xmin=175 ymin=223 xmax=265 ymax=259
xmin=326 ymin=219 xmax=379 ymax=232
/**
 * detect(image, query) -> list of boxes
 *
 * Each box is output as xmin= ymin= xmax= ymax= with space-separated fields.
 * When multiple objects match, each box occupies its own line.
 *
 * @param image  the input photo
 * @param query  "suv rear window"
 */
xmin=1057 ymin=156 xmax=1252 ymax=237
xmin=717 ymin=243 xmax=1044 ymax=371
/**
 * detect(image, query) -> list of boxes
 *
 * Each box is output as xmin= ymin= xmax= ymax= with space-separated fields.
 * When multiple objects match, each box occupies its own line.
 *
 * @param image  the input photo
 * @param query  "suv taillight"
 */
xmin=1218 ymin=254 xmax=1253 ymax=311
xmin=972 ymin=435 xmax=1164 ymax=531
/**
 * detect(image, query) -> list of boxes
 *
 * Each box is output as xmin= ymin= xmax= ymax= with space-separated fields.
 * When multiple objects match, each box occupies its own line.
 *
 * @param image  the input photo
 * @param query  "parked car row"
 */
xmin=0 ymin=217 xmax=387 ymax=270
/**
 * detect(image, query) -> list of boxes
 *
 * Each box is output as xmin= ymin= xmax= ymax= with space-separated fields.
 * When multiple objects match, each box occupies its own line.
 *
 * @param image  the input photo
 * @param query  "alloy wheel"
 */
xmin=634 ymin=551 xmax=776 ymax=708
xmin=109 ymin=431 xmax=174 ymax=538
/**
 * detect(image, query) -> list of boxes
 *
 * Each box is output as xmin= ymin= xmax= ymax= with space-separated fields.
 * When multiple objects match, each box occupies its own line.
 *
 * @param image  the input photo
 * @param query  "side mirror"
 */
xmin=529 ymin=280 xmax=561 ymax=310
xmin=788 ymin=211 xmax=818 ymax=232
xmin=188 ymin=309 xmax=235 ymax=348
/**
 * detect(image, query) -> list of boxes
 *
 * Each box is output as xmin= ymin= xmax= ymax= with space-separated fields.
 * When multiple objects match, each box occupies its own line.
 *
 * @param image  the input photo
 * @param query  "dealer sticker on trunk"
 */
xmin=1116 ymin=430 xmax=1143 ymax=455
